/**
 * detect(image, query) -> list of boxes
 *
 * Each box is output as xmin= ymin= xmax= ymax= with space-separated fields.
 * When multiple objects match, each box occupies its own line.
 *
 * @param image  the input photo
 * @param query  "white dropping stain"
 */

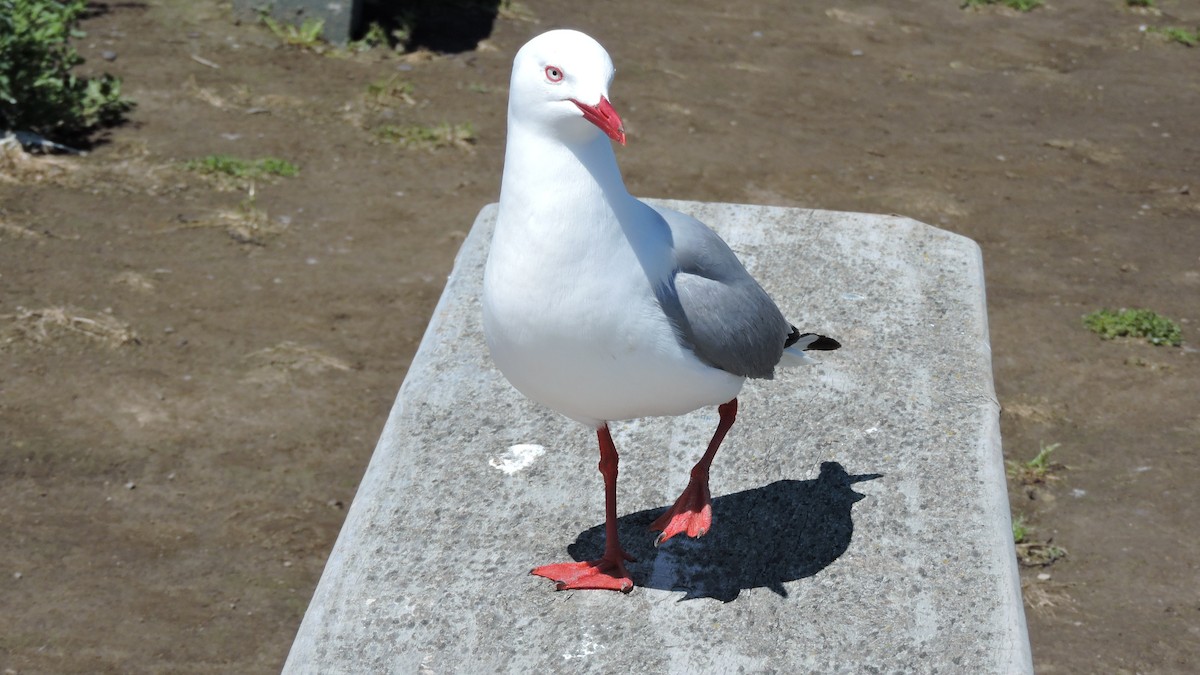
xmin=489 ymin=444 xmax=546 ymax=474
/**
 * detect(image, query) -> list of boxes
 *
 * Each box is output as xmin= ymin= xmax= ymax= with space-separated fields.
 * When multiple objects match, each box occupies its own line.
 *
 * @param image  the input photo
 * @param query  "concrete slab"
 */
xmin=284 ymin=201 xmax=1031 ymax=673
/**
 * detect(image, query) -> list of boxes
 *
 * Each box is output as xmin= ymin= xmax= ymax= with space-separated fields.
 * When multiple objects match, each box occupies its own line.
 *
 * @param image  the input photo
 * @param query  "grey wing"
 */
xmin=650 ymin=206 xmax=792 ymax=379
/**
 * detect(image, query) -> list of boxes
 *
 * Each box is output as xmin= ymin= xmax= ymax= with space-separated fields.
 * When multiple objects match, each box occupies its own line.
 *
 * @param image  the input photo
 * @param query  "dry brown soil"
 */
xmin=2 ymin=1 xmax=1198 ymax=672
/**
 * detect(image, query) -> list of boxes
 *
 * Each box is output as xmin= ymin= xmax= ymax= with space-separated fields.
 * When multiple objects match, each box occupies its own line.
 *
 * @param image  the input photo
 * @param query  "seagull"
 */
xmin=482 ymin=29 xmax=840 ymax=593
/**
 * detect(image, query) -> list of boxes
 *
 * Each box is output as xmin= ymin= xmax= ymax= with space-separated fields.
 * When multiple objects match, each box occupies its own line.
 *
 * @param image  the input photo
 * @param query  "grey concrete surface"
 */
xmin=284 ymin=201 xmax=1032 ymax=673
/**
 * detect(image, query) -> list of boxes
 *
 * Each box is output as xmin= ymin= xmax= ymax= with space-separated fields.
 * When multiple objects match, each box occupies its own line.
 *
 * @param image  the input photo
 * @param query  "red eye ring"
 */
xmin=545 ymin=65 xmax=564 ymax=83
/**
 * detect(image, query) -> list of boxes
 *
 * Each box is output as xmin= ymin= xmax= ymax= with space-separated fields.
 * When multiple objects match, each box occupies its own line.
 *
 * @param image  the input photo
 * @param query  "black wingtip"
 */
xmin=784 ymin=326 xmax=802 ymax=348
xmin=800 ymin=333 xmax=841 ymax=351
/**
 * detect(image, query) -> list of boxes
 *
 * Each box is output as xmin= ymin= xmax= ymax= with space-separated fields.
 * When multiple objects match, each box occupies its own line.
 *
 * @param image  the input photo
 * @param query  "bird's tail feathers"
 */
xmin=779 ymin=332 xmax=840 ymax=368
xmin=779 ymin=347 xmax=816 ymax=367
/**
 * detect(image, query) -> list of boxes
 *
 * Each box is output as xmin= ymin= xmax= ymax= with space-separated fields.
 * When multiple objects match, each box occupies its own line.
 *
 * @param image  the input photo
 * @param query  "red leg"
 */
xmin=650 ymin=398 xmax=738 ymax=546
xmin=531 ymin=425 xmax=634 ymax=592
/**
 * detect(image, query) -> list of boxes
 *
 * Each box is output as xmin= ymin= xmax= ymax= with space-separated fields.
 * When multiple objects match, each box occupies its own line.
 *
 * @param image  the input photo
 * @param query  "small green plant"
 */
xmin=255 ymin=157 xmax=299 ymax=177
xmin=1007 ymin=442 xmax=1064 ymax=485
xmin=345 ymin=21 xmax=413 ymax=54
xmin=185 ymin=155 xmax=299 ymax=179
xmin=350 ymin=22 xmax=389 ymax=51
xmin=375 ymin=121 xmax=476 ymax=150
xmin=1012 ymin=515 xmax=1028 ymax=544
xmin=0 ymin=0 xmax=134 ymax=141
xmin=1011 ymin=514 xmax=1068 ymax=566
xmin=961 ymin=0 xmax=1042 ymax=11
xmin=1155 ymin=26 xmax=1199 ymax=47
xmin=1025 ymin=443 xmax=1057 ymax=473
xmin=365 ymin=75 xmax=415 ymax=106
xmin=1127 ymin=0 xmax=1154 ymax=7
xmin=262 ymin=15 xmax=327 ymax=51
xmin=1018 ymin=541 xmax=1067 ymax=566
xmin=1083 ymin=308 xmax=1182 ymax=346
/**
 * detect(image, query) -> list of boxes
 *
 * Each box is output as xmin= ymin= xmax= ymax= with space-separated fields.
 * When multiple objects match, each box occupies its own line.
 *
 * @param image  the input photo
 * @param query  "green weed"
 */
xmin=262 ymin=15 xmax=326 ymax=51
xmin=0 ymin=0 xmax=134 ymax=141
xmin=351 ymin=22 xmax=389 ymax=51
xmin=1127 ymin=0 xmax=1154 ymax=7
xmin=1155 ymin=26 xmax=1199 ymax=47
xmin=1018 ymin=541 xmax=1068 ymax=567
xmin=346 ymin=21 xmax=414 ymax=53
xmin=365 ymin=75 xmax=415 ymax=106
xmin=1083 ymin=308 xmax=1182 ymax=346
xmin=1007 ymin=442 xmax=1064 ymax=485
xmin=962 ymin=0 xmax=1042 ymax=11
xmin=1011 ymin=514 xmax=1067 ymax=566
xmin=185 ymin=155 xmax=299 ymax=179
xmin=375 ymin=121 xmax=476 ymax=150
xmin=1012 ymin=515 xmax=1028 ymax=544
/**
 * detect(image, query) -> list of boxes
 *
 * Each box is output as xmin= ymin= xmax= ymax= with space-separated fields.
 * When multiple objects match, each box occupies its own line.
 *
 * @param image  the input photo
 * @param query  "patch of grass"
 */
xmin=347 ymin=22 xmax=391 ymax=52
xmin=185 ymin=155 xmax=299 ymax=180
xmin=1155 ymin=26 xmax=1199 ymax=47
xmin=0 ymin=0 xmax=134 ymax=142
xmin=355 ymin=1 xmax=417 ymax=51
xmin=1012 ymin=515 xmax=1028 ymax=544
xmin=961 ymin=0 xmax=1042 ymax=11
xmin=365 ymin=75 xmax=415 ymax=106
xmin=1011 ymin=514 xmax=1068 ymax=566
xmin=1083 ymin=308 xmax=1182 ymax=346
xmin=345 ymin=20 xmax=418 ymax=54
xmin=1007 ymin=442 xmax=1065 ymax=485
xmin=375 ymin=121 xmax=476 ymax=150
xmin=253 ymin=157 xmax=299 ymax=177
xmin=1126 ymin=0 xmax=1154 ymax=7
xmin=1018 ymin=541 xmax=1068 ymax=567
xmin=262 ymin=15 xmax=327 ymax=52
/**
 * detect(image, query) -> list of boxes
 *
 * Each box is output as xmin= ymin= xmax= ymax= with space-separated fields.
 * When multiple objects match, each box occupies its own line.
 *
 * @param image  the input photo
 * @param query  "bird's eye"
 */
xmin=545 ymin=65 xmax=564 ymax=83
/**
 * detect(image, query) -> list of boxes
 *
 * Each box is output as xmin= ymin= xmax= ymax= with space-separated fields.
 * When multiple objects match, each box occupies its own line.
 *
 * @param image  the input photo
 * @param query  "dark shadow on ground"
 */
xmin=360 ymin=0 xmax=501 ymax=53
xmin=567 ymin=461 xmax=882 ymax=601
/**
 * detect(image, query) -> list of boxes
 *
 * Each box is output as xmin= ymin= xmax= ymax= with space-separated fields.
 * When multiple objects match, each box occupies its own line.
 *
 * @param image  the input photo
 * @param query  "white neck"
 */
xmin=498 ymin=120 xmax=631 ymax=228
xmin=490 ymin=116 xmax=674 ymax=288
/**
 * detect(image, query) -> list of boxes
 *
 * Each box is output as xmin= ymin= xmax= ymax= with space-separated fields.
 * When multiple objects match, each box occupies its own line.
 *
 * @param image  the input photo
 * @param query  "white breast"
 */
xmin=482 ymin=201 xmax=743 ymax=428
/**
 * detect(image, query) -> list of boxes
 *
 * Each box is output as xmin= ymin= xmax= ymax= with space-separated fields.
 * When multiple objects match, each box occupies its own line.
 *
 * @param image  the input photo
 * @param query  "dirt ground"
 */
xmin=2 ymin=0 xmax=1197 ymax=672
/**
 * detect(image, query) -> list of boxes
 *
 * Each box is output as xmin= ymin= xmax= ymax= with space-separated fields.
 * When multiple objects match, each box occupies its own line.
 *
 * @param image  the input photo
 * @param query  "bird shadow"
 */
xmin=566 ymin=461 xmax=883 ymax=602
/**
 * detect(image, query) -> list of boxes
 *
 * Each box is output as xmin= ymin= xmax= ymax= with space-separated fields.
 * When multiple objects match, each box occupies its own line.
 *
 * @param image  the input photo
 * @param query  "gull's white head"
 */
xmin=508 ymin=29 xmax=626 ymax=146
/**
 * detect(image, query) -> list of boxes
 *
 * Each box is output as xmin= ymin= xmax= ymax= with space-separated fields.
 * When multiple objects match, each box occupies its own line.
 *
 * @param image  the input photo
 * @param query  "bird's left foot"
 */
xmin=650 ymin=476 xmax=712 ymax=546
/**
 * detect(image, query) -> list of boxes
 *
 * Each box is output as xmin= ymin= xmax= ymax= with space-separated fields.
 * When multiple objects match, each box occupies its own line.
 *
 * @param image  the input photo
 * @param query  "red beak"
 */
xmin=570 ymin=95 xmax=626 ymax=146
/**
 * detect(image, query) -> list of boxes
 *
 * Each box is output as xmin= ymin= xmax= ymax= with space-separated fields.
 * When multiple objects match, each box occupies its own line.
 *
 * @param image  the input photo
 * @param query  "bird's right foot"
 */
xmin=531 ymin=551 xmax=634 ymax=592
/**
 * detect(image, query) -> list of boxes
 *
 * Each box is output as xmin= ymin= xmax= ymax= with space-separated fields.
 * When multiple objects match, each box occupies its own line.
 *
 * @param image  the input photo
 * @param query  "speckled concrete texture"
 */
xmin=284 ymin=201 xmax=1031 ymax=673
